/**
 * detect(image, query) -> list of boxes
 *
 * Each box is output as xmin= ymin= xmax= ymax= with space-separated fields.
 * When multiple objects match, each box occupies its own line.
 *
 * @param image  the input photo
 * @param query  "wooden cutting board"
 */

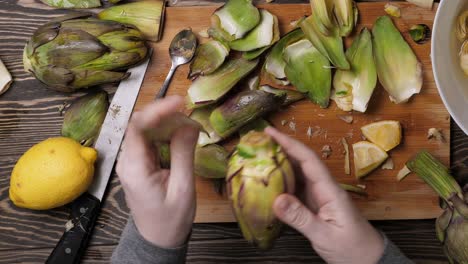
xmin=134 ymin=2 xmax=449 ymax=222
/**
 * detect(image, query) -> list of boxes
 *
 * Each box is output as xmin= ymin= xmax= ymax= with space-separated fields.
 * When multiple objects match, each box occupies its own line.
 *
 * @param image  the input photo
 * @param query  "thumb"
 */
xmin=273 ymin=194 xmax=322 ymax=241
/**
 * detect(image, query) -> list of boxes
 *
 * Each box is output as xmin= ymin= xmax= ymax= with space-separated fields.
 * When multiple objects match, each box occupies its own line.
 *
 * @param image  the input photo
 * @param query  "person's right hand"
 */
xmin=266 ymin=127 xmax=385 ymax=264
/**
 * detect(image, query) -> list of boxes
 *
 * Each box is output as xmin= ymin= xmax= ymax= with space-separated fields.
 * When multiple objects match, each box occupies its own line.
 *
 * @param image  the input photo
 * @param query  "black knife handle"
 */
xmin=46 ymin=193 xmax=101 ymax=264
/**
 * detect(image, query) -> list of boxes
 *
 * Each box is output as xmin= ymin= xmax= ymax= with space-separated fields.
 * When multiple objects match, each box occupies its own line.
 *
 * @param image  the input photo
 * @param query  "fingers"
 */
xmin=167 ymin=125 xmax=199 ymax=200
xmin=131 ymin=96 xmax=184 ymax=131
xmin=273 ymin=194 xmax=323 ymax=241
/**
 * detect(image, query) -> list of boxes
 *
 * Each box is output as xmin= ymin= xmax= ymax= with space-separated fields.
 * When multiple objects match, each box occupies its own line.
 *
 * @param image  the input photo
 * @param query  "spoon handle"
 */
xmin=156 ymin=64 xmax=177 ymax=99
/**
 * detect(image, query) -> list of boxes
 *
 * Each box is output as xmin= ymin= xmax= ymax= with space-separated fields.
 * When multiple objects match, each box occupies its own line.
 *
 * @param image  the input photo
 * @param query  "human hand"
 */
xmin=266 ymin=127 xmax=384 ymax=264
xmin=116 ymin=96 xmax=199 ymax=248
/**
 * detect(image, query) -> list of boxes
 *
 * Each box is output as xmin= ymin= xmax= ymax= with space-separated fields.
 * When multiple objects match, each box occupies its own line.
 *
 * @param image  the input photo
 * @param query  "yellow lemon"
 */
xmin=9 ymin=137 xmax=97 ymax=210
xmin=361 ymin=120 xmax=402 ymax=151
xmin=353 ymin=141 xmax=388 ymax=178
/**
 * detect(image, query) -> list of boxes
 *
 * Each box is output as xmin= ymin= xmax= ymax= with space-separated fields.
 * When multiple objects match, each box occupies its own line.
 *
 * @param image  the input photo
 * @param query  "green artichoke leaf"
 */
xmin=209 ymin=90 xmax=285 ymax=138
xmin=259 ymin=85 xmax=306 ymax=106
xmin=332 ymin=28 xmax=377 ymax=112
xmin=189 ymin=40 xmax=230 ymax=80
xmin=61 ymin=91 xmax=109 ymax=146
xmin=300 ymin=15 xmax=350 ymax=70
xmin=242 ymin=14 xmax=280 ymax=60
xmin=263 ymin=28 xmax=304 ymax=85
xmin=187 ymin=58 xmax=259 ymax=108
xmin=40 ymin=0 xmax=102 ymax=8
xmin=71 ymin=70 xmax=129 ymax=89
xmin=309 ymin=0 xmax=335 ymax=36
xmin=230 ymin=9 xmax=276 ymax=52
xmin=372 ymin=16 xmax=422 ymax=104
xmin=227 ymin=131 xmax=295 ymax=249
xmin=283 ymin=39 xmax=332 ymax=108
xmin=74 ymin=48 xmax=148 ymax=71
xmin=195 ymin=144 xmax=229 ymax=179
xmin=334 ymin=0 xmax=357 ymax=37
xmin=211 ymin=0 xmax=260 ymax=41
xmin=97 ymin=1 xmax=166 ymax=42
xmin=97 ymin=28 xmax=146 ymax=51
xmin=189 ymin=106 xmax=223 ymax=147
xmin=61 ymin=18 xmax=127 ymax=37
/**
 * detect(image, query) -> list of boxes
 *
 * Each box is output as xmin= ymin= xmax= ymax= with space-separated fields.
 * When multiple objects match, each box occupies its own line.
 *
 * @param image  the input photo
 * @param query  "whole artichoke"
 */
xmin=23 ymin=13 xmax=148 ymax=92
xmin=227 ymin=131 xmax=295 ymax=250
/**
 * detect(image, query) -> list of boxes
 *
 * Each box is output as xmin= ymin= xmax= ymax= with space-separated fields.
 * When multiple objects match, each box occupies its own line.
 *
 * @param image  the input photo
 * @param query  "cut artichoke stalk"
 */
xmin=456 ymin=11 xmax=468 ymax=41
xmin=460 ymin=40 xmax=468 ymax=76
xmin=384 ymin=3 xmax=401 ymax=18
xmin=332 ymin=28 xmax=377 ymax=112
xmin=309 ymin=0 xmax=335 ymax=36
xmin=61 ymin=91 xmax=109 ymax=147
xmin=195 ymin=144 xmax=229 ymax=179
xmin=189 ymin=106 xmax=223 ymax=147
xmin=187 ymin=58 xmax=259 ymax=108
xmin=339 ymin=183 xmax=367 ymax=196
xmin=372 ymin=16 xmax=423 ymax=104
xmin=230 ymin=9 xmax=277 ymax=52
xmin=97 ymin=1 xmax=166 ymax=42
xmin=40 ymin=0 xmax=121 ymax=8
xmin=145 ymin=113 xmax=203 ymax=143
xmin=409 ymin=24 xmax=431 ymax=44
xmin=263 ymin=28 xmax=304 ymax=85
xmin=300 ymin=15 xmax=350 ymax=70
xmin=209 ymin=90 xmax=285 ymax=138
xmin=259 ymin=85 xmax=306 ymax=106
xmin=23 ymin=14 xmax=148 ymax=92
xmin=0 ymin=58 xmax=12 ymax=96
xmin=239 ymin=118 xmax=271 ymax=137
xmin=283 ymin=39 xmax=332 ymax=108
xmin=188 ymin=40 xmax=230 ymax=80
xmin=406 ymin=151 xmax=468 ymax=264
xmin=242 ymin=14 xmax=280 ymax=60
xmin=209 ymin=0 xmax=260 ymax=42
xmin=334 ymin=0 xmax=358 ymax=37
xmin=405 ymin=0 xmax=434 ymax=9
xmin=227 ymin=131 xmax=295 ymax=250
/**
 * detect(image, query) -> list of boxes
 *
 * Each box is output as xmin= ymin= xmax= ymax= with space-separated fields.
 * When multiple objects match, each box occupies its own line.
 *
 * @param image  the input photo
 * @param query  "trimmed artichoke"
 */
xmin=61 ymin=90 xmax=109 ymax=146
xmin=40 ymin=0 xmax=121 ymax=9
xmin=372 ymin=16 xmax=422 ymax=103
xmin=227 ymin=131 xmax=295 ymax=250
xmin=407 ymin=151 xmax=468 ymax=264
xmin=23 ymin=13 xmax=148 ymax=92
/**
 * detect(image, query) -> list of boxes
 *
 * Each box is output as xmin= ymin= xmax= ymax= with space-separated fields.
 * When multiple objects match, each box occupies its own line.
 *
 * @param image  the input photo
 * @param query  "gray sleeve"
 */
xmin=111 ymin=217 xmax=188 ymax=264
xmin=378 ymin=233 xmax=414 ymax=264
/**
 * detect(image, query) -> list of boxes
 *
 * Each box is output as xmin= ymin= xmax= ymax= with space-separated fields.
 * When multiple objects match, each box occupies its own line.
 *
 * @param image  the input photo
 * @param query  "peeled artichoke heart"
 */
xmin=372 ymin=16 xmax=423 ymax=104
xmin=259 ymin=85 xmax=306 ymax=106
xmin=187 ymin=58 xmax=259 ymax=108
xmin=189 ymin=106 xmax=223 ymax=147
xmin=210 ymin=0 xmax=260 ymax=41
xmin=195 ymin=144 xmax=229 ymax=179
xmin=332 ymin=28 xmax=377 ymax=112
xmin=98 ymin=0 xmax=166 ymax=42
xmin=283 ymin=39 xmax=332 ymax=108
xmin=334 ymin=0 xmax=357 ymax=37
xmin=23 ymin=16 xmax=148 ymax=92
xmin=227 ymin=131 xmax=295 ymax=250
xmin=406 ymin=151 xmax=468 ymax=264
xmin=460 ymin=40 xmax=468 ymax=76
xmin=209 ymin=90 xmax=285 ymax=138
xmin=61 ymin=91 xmax=109 ymax=147
xmin=189 ymin=40 xmax=229 ymax=79
xmin=230 ymin=9 xmax=276 ymax=52
xmin=300 ymin=15 xmax=350 ymax=70
xmin=264 ymin=28 xmax=304 ymax=85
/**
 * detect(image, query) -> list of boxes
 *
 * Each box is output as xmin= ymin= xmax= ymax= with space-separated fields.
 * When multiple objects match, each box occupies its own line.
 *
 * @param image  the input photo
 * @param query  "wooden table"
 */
xmin=0 ymin=0 xmax=466 ymax=263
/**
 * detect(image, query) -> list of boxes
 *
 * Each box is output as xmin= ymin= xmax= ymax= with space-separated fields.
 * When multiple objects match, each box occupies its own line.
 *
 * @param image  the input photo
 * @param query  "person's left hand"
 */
xmin=116 ymin=96 xmax=199 ymax=248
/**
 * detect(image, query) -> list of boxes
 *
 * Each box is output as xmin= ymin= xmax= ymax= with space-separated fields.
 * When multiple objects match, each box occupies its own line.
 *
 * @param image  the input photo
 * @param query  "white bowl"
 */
xmin=432 ymin=0 xmax=468 ymax=135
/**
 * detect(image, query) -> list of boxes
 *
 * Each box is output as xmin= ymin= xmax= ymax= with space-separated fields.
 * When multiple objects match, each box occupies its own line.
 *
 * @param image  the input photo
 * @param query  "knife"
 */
xmin=46 ymin=50 xmax=152 ymax=264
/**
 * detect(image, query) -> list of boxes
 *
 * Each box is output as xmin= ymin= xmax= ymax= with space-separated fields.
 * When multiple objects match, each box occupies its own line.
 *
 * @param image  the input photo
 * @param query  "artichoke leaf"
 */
xmin=332 ymin=28 xmax=377 ymax=112
xmin=309 ymin=0 xmax=335 ymax=36
xmin=283 ymin=39 xmax=332 ymax=108
xmin=259 ymin=85 xmax=305 ymax=106
xmin=230 ymin=9 xmax=276 ymax=52
xmin=372 ymin=16 xmax=422 ymax=103
xmin=189 ymin=40 xmax=230 ymax=80
xmin=189 ymin=106 xmax=223 ymax=147
xmin=195 ymin=144 xmax=229 ymax=179
xmin=334 ymin=0 xmax=357 ymax=37
xmin=40 ymin=0 xmax=102 ymax=8
xmin=211 ymin=0 xmax=260 ymax=41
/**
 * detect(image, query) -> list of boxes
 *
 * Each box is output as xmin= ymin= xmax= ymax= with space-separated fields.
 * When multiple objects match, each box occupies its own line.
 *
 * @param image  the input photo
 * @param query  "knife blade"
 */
xmin=46 ymin=50 xmax=152 ymax=264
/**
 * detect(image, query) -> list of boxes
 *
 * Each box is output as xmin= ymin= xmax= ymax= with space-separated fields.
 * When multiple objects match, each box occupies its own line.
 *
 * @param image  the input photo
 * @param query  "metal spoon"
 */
xmin=156 ymin=29 xmax=197 ymax=99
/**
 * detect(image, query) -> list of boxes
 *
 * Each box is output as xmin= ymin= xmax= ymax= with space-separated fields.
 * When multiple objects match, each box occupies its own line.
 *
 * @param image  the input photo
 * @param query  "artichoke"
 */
xmin=23 ymin=13 xmax=148 ymax=92
xmin=227 ymin=131 xmax=295 ymax=249
xmin=61 ymin=90 xmax=109 ymax=146
xmin=407 ymin=151 xmax=468 ymax=264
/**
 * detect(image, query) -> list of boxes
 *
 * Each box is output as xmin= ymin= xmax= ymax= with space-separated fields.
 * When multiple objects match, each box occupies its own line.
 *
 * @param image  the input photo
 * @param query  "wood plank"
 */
xmin=135 ymin=2 xmax=449 ymax=222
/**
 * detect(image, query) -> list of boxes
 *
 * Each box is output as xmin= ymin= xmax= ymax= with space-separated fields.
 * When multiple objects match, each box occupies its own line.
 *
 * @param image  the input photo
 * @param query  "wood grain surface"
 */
xmin=138 ymin=2 xmax=449 ymax=222
xmin=0 ymin=0 xmax=465 ymax=263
